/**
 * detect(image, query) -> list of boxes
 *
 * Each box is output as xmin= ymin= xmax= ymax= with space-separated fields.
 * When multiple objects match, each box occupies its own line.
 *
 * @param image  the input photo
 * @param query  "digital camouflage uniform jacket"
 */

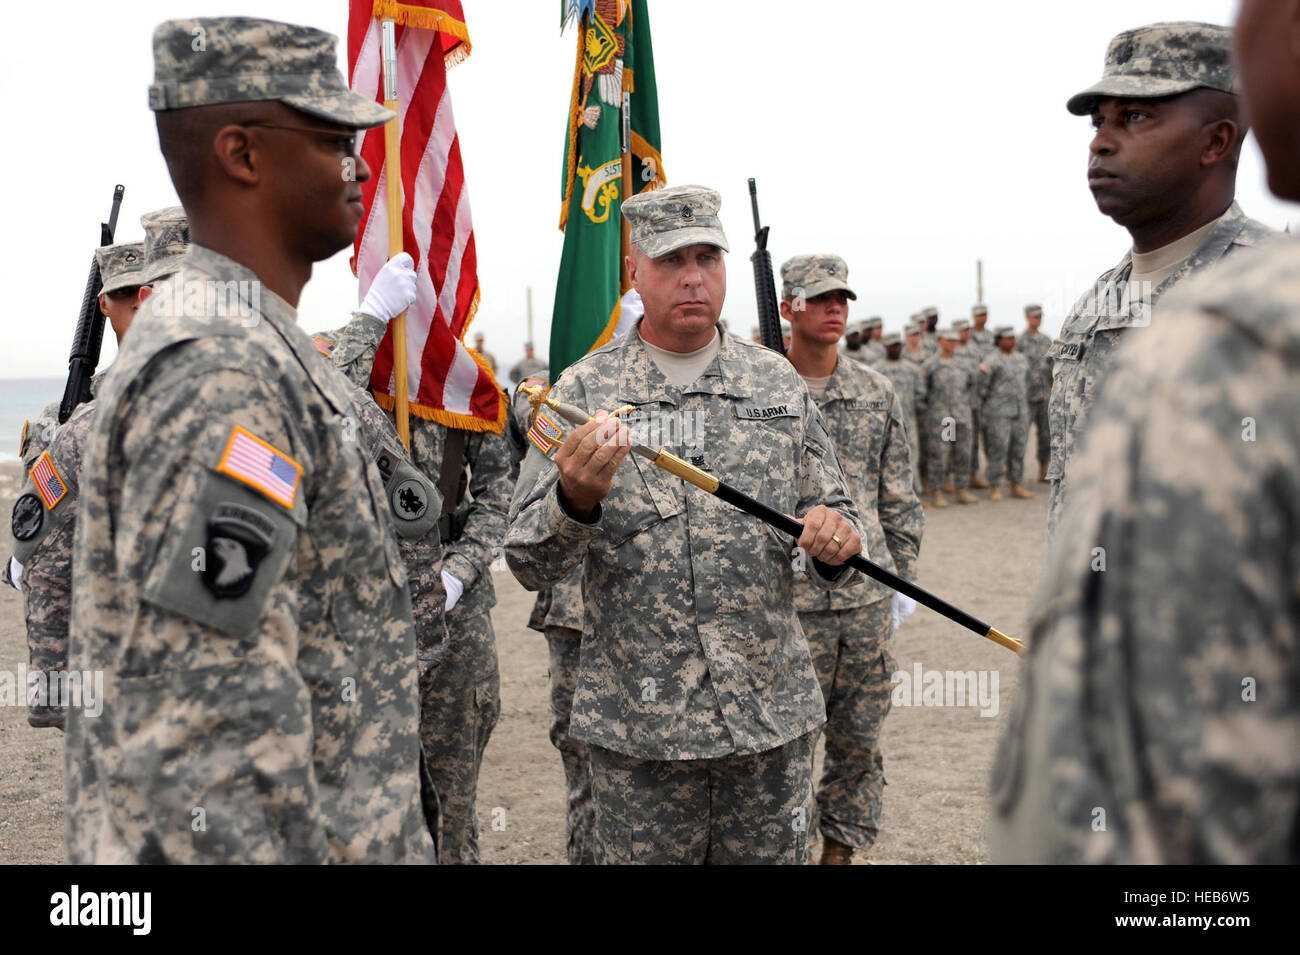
xmin=993 ymin=238 xmax=1300 ymax=864
xmin=794 ymin=356 xmax=922 ymax=612
xmin=327 ymin=312 xmax=512 ymax=622
xmin=66 ymin=246 xmax=433 ymax=864
xmin=1047 ymin=202 xmax=1274 ymax=533
xmin=978 ymin=349 xmax=1029 ymax=418
xmin=1017 ymin=330 xmax=1054 ymax=405
xmin=505 ymin=323 xmax=863 ymax=761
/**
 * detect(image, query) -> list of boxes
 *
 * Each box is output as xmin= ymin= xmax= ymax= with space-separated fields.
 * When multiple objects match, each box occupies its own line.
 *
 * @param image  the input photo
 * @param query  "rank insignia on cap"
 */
xmin=527 ymin=407 xmax=564 ymax=456
xmin=216 ymin=426 xmax=302 ymax=509
xmin=312 ymin=336 xmax=335 ymax=356
xmin=30 ymin=452 xmax=67 ymax=510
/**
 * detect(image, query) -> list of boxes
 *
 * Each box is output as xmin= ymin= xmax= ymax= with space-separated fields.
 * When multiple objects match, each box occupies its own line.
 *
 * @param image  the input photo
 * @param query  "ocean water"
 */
xmin=0 ymin=378 xmax=64 ymax=463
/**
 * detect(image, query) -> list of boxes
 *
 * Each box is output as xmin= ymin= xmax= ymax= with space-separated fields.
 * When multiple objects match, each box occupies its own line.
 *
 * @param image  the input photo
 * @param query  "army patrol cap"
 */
xmin=863 ymin=315 xmax=883 ymax=329
xmin=971 ymin=304 xmax=988 ymax=316
xmin=1066 ymin=22 xmax=1236 ymax=116
xmin=938 ymin=326 xmax=960 ymax=341
xmin=780 ymin=254 xmax=856 ymax=301
xmin=95 ymin=241 xmax=146 ymax=295
xmin=905 ymin=319 xmax=923 ymax=334
xmin=140 ymin=207 xmax=191 ymax=285
xmin=952 ymin=318 xmax=972 ymax=332
xmin=148 ymin=17 xmax=395 ymax=129
xmin=1024 ymin=303 xmax=1043 ymax=316
xmin=622 ymin=184 xmax=729 ymax=258
xmin=922 ymin=306 xmax=939 ymax=320
xmin=881 ymin=331 xmax=902 ymax=346
xmin=994 ymin=325 xmax=1016 ymax=339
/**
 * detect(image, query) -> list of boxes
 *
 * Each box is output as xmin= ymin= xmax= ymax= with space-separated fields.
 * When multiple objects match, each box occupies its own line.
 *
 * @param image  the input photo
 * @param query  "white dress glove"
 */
xmin=360 ymin=252 xmax=418 ymax=322
xmin=7 ymin=555 xmax=23 ymax=592
xmin=891 ymin=592 xmax=917 ymax=631
xmin=441 ymin=570 xmax=464 ymax=612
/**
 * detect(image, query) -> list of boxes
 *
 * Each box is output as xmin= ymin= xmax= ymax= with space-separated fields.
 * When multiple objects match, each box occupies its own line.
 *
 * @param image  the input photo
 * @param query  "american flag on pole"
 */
xmin=347 ymin=0 xmax=505 ymax=433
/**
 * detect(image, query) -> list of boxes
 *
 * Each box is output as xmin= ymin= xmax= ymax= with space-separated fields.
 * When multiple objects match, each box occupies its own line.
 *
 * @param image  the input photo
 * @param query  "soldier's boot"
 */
xmin=820 ymin=837 xmax=854 ymax=865
xmin=955 ymin=488 xmax=978 ymax=505
xmin=969 ymin=473 xmax=990 ymax=489
xmin=1010 ymin=483 xmax=1036 ymax=500
xmin=988 ymin=485 xmax=1004 ymax=502
xmin=1037 ymin=461 xmax=1049 ymax=483
xmin=942 ymin=476 xmax=955 ymax=494
xmin=930 ymin=490 xmax=949 ymax=509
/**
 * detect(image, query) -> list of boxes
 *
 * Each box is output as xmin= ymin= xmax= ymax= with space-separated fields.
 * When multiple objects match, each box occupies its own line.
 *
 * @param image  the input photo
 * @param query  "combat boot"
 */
xmin=955 ymin=488 xmax=978 ymax=505
xmin=930 ymin=490 xmax=949 ymax=508
xmin=1010 ymin=484 xmax=1036 ymax=500
xmin=942 ymin=476 xmax=955 ymax=493
xmin=969 ymin=473 xmax=990 ymax=489
xmin=988 ymin=485 xmax=1004 ymax=502
xmin=820 ymin=837 xmax=854 ymax=865
xmin=1037 ymin=461 xmax=1049 ymax=483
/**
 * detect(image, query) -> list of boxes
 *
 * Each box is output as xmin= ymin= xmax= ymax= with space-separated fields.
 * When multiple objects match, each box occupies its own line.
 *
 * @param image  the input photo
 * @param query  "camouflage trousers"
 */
xmin=1028 ymin=398 xmax=1050 ymax=464
xmin=545 ymin=625 xmax=595 ymax=865
xmin=984 ymin=410 xmax=1029 ymax=487
xmin=419 ymin=606 xmax=500 ymax=864
xmin=588 ymin=732 xmax=816 ymax=864
xmin=801 ymin=602 xmax=895 ymax=850
xmin=970 ymin=405 xmax=983 ymax=476
xmin=921 ymin=413 xmax=972 ymax=490
xmin=26 ymin=625 xmax=67 ymax=729
xmin=903 ymin=416 xmax=922 ymax=494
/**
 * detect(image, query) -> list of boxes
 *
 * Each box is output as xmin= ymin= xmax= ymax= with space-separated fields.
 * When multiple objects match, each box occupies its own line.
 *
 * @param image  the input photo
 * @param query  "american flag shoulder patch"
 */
xmin=312 ymin=336 xmax=336 ymax=356
xmin=216 ymin=426 xmax=302 ymax=510
xmin=527 ymin=407 xmax=564 ymax=457
xmin=31 ymin=452 xmax=67 ymax=510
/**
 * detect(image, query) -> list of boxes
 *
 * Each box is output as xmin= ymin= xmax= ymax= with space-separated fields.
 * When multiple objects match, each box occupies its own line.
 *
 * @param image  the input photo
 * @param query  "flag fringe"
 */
xmin=558 ymin=11 xmax=587 ymax=232
xmin=588 ymin=296 xmax=624 ymax=354
xmin=371 ymin=388 xmax=508 ymax=434
xmin=372 ymin=1 xmax=473 ymax=67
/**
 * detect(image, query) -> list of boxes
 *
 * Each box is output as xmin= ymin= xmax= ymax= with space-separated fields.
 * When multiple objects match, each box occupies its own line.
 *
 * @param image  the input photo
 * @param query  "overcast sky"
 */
xmin=1 ymin=0 xmax=1294 ymax=380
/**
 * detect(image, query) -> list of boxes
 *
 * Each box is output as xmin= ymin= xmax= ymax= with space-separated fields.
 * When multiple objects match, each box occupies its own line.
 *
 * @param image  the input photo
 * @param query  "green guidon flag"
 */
xmin=551 ymin=0 xmax=664 ymax=380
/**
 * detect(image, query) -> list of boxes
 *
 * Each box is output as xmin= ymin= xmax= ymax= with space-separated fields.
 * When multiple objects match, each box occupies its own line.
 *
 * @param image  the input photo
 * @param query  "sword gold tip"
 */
xmin=986 ymin=627 xmax=1026 ymax=655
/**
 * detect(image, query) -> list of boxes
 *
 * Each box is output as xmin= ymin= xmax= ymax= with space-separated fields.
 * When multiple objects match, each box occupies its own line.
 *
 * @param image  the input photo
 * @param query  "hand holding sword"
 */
xmin=522 ymin=384 xmax=1024 ymax=654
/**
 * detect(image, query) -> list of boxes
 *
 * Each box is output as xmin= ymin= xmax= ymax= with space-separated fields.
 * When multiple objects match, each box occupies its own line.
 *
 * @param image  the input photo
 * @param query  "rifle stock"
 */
xmin=59 ymin=184 xmax=123 ymax=424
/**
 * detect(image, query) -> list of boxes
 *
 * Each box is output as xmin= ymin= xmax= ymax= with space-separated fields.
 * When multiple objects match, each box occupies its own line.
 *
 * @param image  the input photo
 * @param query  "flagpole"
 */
xmin=382 ymin=18 xmax=411 ymax=450
xmin=619 ymin=89 xmax=632 ymax=292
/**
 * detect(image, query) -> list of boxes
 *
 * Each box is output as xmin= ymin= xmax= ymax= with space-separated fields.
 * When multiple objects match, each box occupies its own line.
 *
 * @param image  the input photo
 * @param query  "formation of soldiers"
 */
xmin=4 ymin=10 xmax=1298 ymax=865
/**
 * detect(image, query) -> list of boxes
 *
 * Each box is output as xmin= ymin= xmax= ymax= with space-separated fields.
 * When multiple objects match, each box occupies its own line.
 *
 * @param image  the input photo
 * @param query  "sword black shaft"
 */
xmin=711 ymin=480 xmax=991 ymax=637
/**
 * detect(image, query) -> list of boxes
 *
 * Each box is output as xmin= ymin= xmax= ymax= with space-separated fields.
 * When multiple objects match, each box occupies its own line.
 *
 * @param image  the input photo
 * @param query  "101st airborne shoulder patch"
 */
xmin=527 ymin=406 xmax=564 ymax=457
xmin=215 ymin=426 xmax=302 ymax=509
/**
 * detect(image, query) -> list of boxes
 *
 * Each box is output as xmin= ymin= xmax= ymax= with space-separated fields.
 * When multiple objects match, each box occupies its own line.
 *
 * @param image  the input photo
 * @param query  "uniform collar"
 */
xmin=617 ymin=319 xmax=752 ymax=404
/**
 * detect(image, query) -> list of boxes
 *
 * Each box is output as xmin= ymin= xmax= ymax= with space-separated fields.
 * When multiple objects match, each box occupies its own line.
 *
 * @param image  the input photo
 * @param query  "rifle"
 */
xmin=748 ymin=178 xmax=785 ymax=355
xmin=59 ymin=184 xmax=124 ymax=424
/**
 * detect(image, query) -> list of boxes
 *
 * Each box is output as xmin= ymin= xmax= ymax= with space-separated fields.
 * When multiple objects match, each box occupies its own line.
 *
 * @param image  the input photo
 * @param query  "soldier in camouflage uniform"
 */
xmin=877 ymin=331 xmax=925 ymax=494
xmin=505 ymin=379 xmax=594 ymax=865
xmin=1047 ymin=20 xmax=1275 ymax=537
xmin=858 ymin=316 xmax=885 ymax=367
xmin=780 ymin=254 xmax=924 ymax=864
xmin=969 ymin=304 xmax=993 ymax=353
xmin=506 ymin=185 xmax=864 ymax=865
xmin=326 ymin=258 xmax=513 ymax=866
xmin=1016 ymin=304 xmax=1053 ymax=483
xmin=946 ymin=319 xmax=982 ymax=488
xmin=920 ymin=328 xmax=975 ymax=507
xmin=902 ymin=319 xmax=926 ymax=366
xmin=977 ymin=326 xmax=1035 ymax=500
xmin=65 ymin=17 xmax=433 ymax=864
xmin=8 ymin=239 xmax=152 ymax=726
